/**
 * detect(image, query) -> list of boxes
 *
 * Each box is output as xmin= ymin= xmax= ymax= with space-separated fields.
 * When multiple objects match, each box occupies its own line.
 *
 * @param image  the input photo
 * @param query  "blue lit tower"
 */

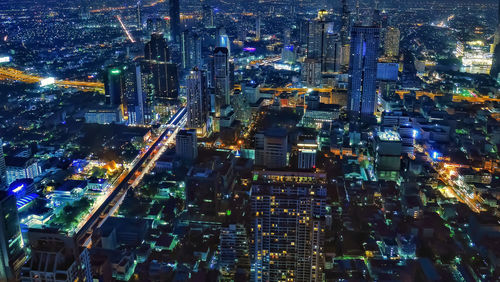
xmin=347 ymin=25 xmax=380 ymax=121
xmin=0 ymin=139 xmax=5 ymax=189
xmin=169 ymin=0 xmax=181 ymax=43
xmin=186 ymin=68 xmax=209 ymax=135
xmin=0 ymin=191 xmax=25 ymax=281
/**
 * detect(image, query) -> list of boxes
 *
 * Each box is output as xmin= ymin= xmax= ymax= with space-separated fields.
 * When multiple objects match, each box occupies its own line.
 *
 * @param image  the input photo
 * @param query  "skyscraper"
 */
xmin=202 ymin=5 xmax=214 ymax=28
xmin=0 ymin=139 xmax=6 ymax=189
xmin=181 ymin=30 xmax=202 ymax=70
xmin=0 ymin=191 xmax=25 ymax=281
xmin=250 ymin=171 xmax=327 ymax=282
xmin=348 ymin=25 xmax=380 ymax=120
xmin=104 ymin=66 xmax=125 ymax=106
xmin=213 ymin=47 xmax=230 ymax=115
xmin=255 ymin=16 xmax=261 ymax=41
xmin=169 ymin=0 xmax=181 ymax=43
xmin=384 ymin=27 xmax=400 ymax=58
xmin=136 ymin=0 xmax=142 ymax=29
xmin=144 ymin=34 xmax=178 ymax=105
xmin=186 ymin=68 xmax=208 ymax=136
xmin=307 ymin=10 xmax=340 ymax=74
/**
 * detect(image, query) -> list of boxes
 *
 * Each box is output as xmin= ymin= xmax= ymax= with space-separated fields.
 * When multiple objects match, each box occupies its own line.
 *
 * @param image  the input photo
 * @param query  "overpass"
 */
xmin=75 ymin=107 xmax=186 ymax=247
xmin=0 ymin=67 xmax=105 ymax=93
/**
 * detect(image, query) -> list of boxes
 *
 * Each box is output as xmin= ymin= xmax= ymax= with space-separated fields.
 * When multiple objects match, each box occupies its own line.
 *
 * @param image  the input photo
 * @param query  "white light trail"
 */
xmin=116 ymin=15 xmax=136 ymax=43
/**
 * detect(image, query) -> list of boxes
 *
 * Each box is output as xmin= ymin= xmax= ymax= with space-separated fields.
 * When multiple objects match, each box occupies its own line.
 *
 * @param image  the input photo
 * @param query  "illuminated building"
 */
xmin=202 ymin=5 xmax=214 ymax=28
xmin=144 ymin=34 xmax=178 ymax=106
xmin=302 ymin=58 xmax=322 ymax=87
xmin=186 ymin=68 xmax=209 ymax=136
xmin=0 ymin=139 xmax=5 ymax=188
xmin=20 ymin=230 xmax=92 ymax=281
xmin=384 ymin=27 xmax=400 ymax=58
xmin=348 ymin=25 xmax=380 ymax=121
xmin=0 ymin=191 xmax=26 ymax=281
xmin=307 ymin=10 xmax=340 ymax=73
xmin=219 ymin=224 xmax=250 ymax=280
xmin=250 ymin=171 xmax=327 ymax=282
xmin=169 ymin=0 xmax=180 ymax=42
xmin=104 ymin=66 xmax=125 ymax=106
xmin=85 ymin=107 xmax=120 ymax=124
xmin=340 ymin=0 xmax=350 ymax=45
xmin=8 ymin=178 xmax=36 ymax=207
xmin=491 ymin=0 xmax=500 ymax=79
xmin=213 ymin=47 xmax=230 ymax=117
xmin=460 ymin=41 xmax=493 ymax=75
xmin=255 ymin=16 xmax=261 ymax=41
xmin=181 ymin=30 xmax=202 ymax=70
xmin=374 ymin=130 xmax=402 ymax=181
xmin=254 ymin=128 xmax=288 ymax=169
xmin=297 ymin=135 xmax=317 ymax=169
xmin=176 ymin=129 xmax=198 ymax=162
xmin=129 ymin=63 xmax=153 ymax=124
xmin=5 ymin=157 xmax=41 ymax=186
xmin=136 ymin=0 xmax=142 ymax=29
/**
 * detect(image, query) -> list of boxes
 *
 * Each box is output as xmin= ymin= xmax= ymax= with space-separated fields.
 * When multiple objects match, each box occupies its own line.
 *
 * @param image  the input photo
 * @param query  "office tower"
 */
xmin=0 ymin=139 xmax=5 ymax=188
xmin=302 ymin=58 xmax=322 ymax=87
xmin=181 ymin=30 xmax=202 ymax=70
xmin=250 ymin=171 xmax=327 ymax=282
xmin=254 ymin=128 xmax=288 ymax=169
xmin=202 ymin=4 xmax=214 ymax=28
xmin=186 ymin=68 xmax=208 ymax=136
xmin=0 ymin=191 xmax=25 ymax=281
xmin=176 ymin=129 xmax=198 ymax=161
xmin=169 ymin=0 xmax=181 ymax=43
xmin=491 ymin=0 xmax=500 ymax=79
xmin=219 ymin=224 xmax=250 ymax=280
xmin=145 ymin=33 xmax=169 ymax=62
xmin=307 ymin=10 xmax=338 ymax=73
xmin=347 ymin=25 xmax=380 ymax=120
xmin=213 ymin=47 xmax=230 ymax=115
xmin=374 ymin=130 xmax=402 ymax=180
xmin=133 ymin=62 xmax=155 ymax=124
xmin=217 ymin=27 xmax=231 ymax=57
xmin=144 ymin=34 xmax=179 ymax=105
xmin=104 ymin=66 xmax=125 ymax=106
xmin=384 ymin=27 xmax=400 ymax=58
xmin=255 ymin=16 xmax=261 ymax=41
xmin=20 ymin=230 xmax=92 ymax=281
xmin=341 ymin=0 xmax=349 ymax=45
xmin=297 ymin=135 xmax=318 ymax=169
xmin=325 ymin=32 xmax=342 ymax=73
xmin=136 ymin=0 xmax=142 ymax=29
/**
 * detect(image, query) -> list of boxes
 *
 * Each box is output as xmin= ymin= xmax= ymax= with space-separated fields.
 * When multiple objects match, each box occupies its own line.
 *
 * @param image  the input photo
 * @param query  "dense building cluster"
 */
xmin=0 ymin=0 xmax=500 ymax=281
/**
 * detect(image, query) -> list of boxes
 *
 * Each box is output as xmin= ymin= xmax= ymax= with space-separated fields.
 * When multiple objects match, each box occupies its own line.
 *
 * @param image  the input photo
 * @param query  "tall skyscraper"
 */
xmin=104 ymin=66 xmax=125 ymax=106
xmin=136 ymin=0 xmax=142 ymax=29
xmin=202 ymin=4 xmax=214 ymax=28
xmin=0 ymin=191 xmax=25 ymax=281
xmin=250 ymin=171 xmax=327 ymax=282
xmin=176 ymin=129 xmax=198 ymax=161
xmin=169 ymin=0 xmax=181 ymax=43
xmin=186 ymin=68 xmax=208 ymax=136
xmin=490 ymin=0 xmax=500 ymax=79
xmin=340 ymin=0 xmax=350 ymax=45
xmin=181 ymin=30 xmax=202 ymax=70
xmin=144 ymin=34 xmax=178 ymax=105
xmin=307 ymin=10 xmax=339 ymax=73
xmin=213 ymin=47 xmax=230 ymax=115
xmin=0 ymin=139 xmax=6 ymax=189
xmin=384 ymin=27 xmax=400 ymax=58
xmin=255 ymin=16 xmax=261 ymax=41
xmin=20 ymin=230 xmax=92 ymax=281
xmin=348 ymin=25 xmax=380 ymax=120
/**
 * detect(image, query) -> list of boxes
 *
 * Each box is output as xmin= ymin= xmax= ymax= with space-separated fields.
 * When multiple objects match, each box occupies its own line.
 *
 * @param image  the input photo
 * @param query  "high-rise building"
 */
xmin=20 ymin=230 xmax=92 ymax=281
xmin=104 ymin=66 xmax=125 ymax=106
xmin=347 ymin=25 xmax=380 ymax=120
xmin=219 ymin=224 xmax=250 ymax=280
xmin=490 ymin=0 xmax=500 ymax=79
xmin=5 ymin=157 xmax=41 ymax=186
xmin=181 ymin=30 xmax=202 ymax=70
xmin=144 ymin=34 xmax=179 ymax=105
xmin=202 ymin=5 xmax=214 ymax=28
xmin=169 ymin=0 xmax=181 ymax=43
xmin=145 ymin=33 xmax=170 ymax=62
xmin=186 ymin=68 xmax=209 ymax=136
xmin=136 ymin=0 xmax=142 ymax=29
xmin=255 ymin=16 xmax=261 ymax=41
xmin=213 ymin=47 xmax=230 ymax=115
xmin=384 ymin=27 xmax=400 ymax=58
xmin=176 ymin=129 xmax=198 ymax=161
xmin=297 ymin=135 xmax=318 ymax=169
xmin=0 ymin=191 xmax=25 ymax=281
xmin=254 ymin=128 xmax=288 ymax=169
xmin=0 ymin=139 xmax=6 ymax=189
xmin=374 ymin=130 xmax=402 ymax=181
xmin=250 ymin=171 xmax=327 ymax=282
